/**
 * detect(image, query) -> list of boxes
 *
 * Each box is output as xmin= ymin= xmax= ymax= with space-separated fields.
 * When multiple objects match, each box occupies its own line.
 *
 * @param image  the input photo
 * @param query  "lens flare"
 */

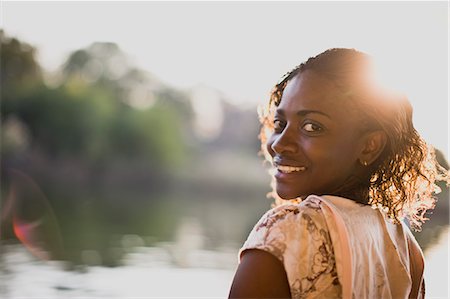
xmin=12 ymin=218 xmax=50 ymax=260
xmin=1 ymin=169 xmax=64 ymax=261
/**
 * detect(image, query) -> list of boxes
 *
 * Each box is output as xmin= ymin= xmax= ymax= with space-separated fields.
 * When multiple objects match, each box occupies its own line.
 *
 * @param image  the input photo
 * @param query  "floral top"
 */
xmin=239 ymin=197 xmax=342 ymax=298
xmin=239 ymin=195 xmax=424 ymax=299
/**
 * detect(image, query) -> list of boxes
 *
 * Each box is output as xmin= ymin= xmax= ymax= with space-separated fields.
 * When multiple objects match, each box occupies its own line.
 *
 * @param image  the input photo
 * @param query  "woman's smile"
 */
xmin=274 ymin=166 xmax=307 ymax=183
xmin=275 ymin=165 xmax=306 ymax=174
xmin=273 ymin=157 xmax=307 ymax=182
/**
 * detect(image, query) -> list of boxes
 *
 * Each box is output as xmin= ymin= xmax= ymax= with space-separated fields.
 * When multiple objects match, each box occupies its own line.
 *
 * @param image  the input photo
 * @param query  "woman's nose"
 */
xmin=269 ymin=127 xmax=298 ymax=155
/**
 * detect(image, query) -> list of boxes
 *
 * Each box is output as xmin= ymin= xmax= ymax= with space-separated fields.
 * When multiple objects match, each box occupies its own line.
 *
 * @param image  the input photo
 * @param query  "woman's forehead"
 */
xmin=279 ymin=71 xmax=349 ymax=113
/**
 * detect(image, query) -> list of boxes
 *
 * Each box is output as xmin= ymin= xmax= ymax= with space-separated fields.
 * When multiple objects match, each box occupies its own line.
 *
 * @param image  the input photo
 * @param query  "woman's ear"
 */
xmin=359 ymin=130 xmax=387 ymax=166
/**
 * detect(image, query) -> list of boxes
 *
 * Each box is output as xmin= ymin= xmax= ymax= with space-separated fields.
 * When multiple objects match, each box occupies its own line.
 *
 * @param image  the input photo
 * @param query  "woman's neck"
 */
xmin=328 ymin=175 xmax=370 ymax=205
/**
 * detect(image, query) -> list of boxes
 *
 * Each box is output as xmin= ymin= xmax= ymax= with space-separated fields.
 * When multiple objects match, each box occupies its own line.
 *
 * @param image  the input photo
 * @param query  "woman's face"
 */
xmin=267 ymin=70 xmax=367 ymax=200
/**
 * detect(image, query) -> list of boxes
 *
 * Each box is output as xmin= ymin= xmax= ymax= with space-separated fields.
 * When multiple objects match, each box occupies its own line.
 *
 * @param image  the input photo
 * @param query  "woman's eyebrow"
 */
xmin=275 ymin=108 xmax=331 ymax=119
xmin=297 ymin=110 xmax=331 ymax=119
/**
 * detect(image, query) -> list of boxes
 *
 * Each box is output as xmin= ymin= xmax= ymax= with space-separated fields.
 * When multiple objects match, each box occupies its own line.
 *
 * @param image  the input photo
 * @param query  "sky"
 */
xmin=2 ymin=1 xmax=449 ymax=155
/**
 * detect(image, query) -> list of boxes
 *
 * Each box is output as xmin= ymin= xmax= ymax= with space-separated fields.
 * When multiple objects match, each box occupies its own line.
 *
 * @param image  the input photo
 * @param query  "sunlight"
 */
xmin=371 ymin=55 xmax=410 ymax=97
xmin=369 ymin=53 xmax=448 ymax=156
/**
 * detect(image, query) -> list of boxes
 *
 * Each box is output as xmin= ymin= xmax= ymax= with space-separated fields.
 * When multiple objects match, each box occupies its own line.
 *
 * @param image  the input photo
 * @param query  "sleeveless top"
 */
xmin=239 ymin=195 xmax=425 ymax=299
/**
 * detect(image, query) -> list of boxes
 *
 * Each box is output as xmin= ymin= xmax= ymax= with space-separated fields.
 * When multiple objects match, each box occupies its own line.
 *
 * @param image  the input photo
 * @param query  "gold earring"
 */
xmin=360 ymin=160 xmax=368 ymax=166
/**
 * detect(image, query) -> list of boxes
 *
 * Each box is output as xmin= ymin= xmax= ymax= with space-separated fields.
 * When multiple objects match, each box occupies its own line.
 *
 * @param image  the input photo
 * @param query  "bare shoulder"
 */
xmin=229 ymin=249 xmax=291 ymax=298
xmin=229 ymin=198 xmax=328 ymax=298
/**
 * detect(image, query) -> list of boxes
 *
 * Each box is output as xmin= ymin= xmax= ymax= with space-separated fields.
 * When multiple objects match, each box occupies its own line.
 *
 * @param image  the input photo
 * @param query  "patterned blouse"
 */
xmin=239 ymin=197 xmax=342 ymax=298
xmin=239 ymin=195 xmax=424 ymax=299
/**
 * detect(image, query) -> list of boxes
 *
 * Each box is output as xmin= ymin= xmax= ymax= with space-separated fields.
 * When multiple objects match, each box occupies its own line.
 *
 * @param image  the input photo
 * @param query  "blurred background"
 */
xmin=1 ymin=2 xmax=448 ymax=298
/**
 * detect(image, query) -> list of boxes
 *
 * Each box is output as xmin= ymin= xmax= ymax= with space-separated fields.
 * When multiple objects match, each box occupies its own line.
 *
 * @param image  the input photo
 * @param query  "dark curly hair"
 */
xmin=258 ymin=48 xmax=449 ymax=230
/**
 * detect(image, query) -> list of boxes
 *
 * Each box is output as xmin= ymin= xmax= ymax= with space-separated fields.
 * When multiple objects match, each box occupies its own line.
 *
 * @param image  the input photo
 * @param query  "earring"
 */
xmin=360 ymin=160 xmax=368 ymax=166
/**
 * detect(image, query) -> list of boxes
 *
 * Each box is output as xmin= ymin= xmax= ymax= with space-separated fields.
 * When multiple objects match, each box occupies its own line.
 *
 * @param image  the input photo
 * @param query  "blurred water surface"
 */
xmin=0 ymin=224 xmax=448 ymax=298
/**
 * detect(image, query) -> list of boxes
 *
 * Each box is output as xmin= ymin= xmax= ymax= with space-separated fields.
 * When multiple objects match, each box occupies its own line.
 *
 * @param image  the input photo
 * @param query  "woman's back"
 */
xmin=236 ymin=195 xmax=424 ymax=299
xmin=323 ymin=195 xmax=424 ymax=299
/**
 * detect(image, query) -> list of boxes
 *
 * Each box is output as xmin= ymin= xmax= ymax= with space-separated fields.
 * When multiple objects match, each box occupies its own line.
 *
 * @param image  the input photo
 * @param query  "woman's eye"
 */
xmin=302 ymin=122 xmax=323 ymax=133
xmin=273 ymin=120 xmax=284 ymax=131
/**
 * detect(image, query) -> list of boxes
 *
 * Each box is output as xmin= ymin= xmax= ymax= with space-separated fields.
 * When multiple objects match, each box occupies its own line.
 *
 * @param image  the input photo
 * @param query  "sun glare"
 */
xmin=369 ymin=54 xmax=448 ymax=155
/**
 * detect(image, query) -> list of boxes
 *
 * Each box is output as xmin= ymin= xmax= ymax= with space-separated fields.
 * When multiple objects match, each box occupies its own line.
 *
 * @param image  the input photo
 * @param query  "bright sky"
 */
xmin=2 ymin=1 xmax=449 ymax=155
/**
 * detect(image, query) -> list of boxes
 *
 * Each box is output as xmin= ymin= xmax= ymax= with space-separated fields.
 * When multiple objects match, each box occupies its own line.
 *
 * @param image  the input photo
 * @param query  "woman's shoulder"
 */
xmin=239 ymin=196 xmax=341 ymax=298
xmin=243 ymin=196 xmax=330 ymax=252
xmin=256 ymin=197 xmax=324 ymax=227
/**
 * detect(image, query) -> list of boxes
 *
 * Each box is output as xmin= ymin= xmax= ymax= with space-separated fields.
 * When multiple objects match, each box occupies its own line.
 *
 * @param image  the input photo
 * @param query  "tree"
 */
xmin=0 ymin=30 xmax=42 ymax=97
xmin=2 ymin=36 xmax=194 ymax=171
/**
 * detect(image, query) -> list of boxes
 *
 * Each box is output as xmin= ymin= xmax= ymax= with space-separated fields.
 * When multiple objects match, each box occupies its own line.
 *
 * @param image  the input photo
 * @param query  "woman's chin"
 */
xmin=276 ymin=189 xmax=305 ymax=201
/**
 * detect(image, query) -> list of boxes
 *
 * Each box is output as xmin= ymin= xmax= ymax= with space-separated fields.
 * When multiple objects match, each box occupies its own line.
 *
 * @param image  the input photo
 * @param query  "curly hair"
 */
xmin=258 ymin=48 xmax=449 ymax=230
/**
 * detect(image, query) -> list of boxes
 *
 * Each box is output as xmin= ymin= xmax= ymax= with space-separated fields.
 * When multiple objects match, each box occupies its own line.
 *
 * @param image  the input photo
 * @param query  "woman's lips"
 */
xmin=272 ymin=156 xmax=307 ymax=179
xmin=274 ymin=164 xmax=307 ymax=180
xmin=276 ymin=165 xmax=306 ymax=173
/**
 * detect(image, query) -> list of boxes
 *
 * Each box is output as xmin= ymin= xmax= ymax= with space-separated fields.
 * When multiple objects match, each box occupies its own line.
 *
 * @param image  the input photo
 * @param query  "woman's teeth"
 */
xmin=277 ymin=165 xmax=306 ymax=173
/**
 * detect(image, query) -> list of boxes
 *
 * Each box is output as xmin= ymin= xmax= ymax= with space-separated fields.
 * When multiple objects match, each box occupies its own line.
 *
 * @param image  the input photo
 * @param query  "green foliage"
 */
xmin=3 ymin=82 xmax=115 ymax=158
xmin=108 ymin=101 xmax=185 ymax=167
xmin=1 ymin=34 xmax=192 ymax=172
xmin=0 ymin=29 xmax=42 ymax=92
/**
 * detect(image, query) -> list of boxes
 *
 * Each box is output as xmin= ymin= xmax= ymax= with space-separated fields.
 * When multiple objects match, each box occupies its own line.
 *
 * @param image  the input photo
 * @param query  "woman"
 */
xmin=228 ymin=48 xmax=449 ymax=299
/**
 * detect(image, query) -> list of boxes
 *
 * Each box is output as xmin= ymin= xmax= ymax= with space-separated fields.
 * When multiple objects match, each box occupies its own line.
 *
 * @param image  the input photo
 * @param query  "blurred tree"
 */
xmin=0 ymin=29 xmax=42 ymax=95
xmin=108 ymin=102 xmax=186 ymax=167
xmin=6 ymin=83 xmax=116 ymax=160
xmin=59 ymin=41 xmax=194 ymax=167
xmin=1 ymin=30 xmax=43 ymax=159
xmin=61 ymin=42 xmax=160 ymax=108
xmin=2 ymin=35 xmax=194 ymax=175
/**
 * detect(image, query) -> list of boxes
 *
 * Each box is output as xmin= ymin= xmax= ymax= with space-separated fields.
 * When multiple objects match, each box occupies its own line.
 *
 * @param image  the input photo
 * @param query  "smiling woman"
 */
xmin=268 ymin=71 xmax=377 ymax=202
xmin=229 ymin=48 xmax=450 ymax=299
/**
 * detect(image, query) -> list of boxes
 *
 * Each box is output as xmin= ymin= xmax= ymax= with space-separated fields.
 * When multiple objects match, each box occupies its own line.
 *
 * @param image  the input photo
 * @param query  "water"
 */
xmin=1 ymin=244 xmax=237 ymax=298
xmin=1 ymin=226 xmax=448 ymax=298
